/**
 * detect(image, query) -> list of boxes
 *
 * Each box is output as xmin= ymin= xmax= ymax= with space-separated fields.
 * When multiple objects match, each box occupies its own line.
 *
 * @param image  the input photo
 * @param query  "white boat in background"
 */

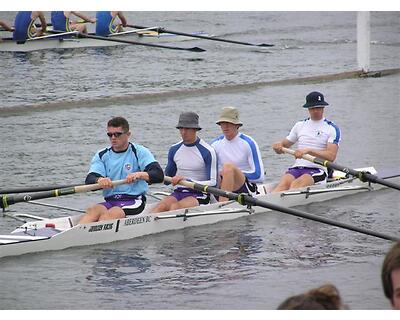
xmin=1 ymin=166 xmax=398 ymax=259
xmin=0 ymin=28 xmax=211 ymax=52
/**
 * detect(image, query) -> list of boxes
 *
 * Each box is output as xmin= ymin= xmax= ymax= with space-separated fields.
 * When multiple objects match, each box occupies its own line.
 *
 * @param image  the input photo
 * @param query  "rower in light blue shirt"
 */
xmin=79 ymin=117 xmax=164 ymax=224
xmin=96 ymin=11 xmax=127 ymax=36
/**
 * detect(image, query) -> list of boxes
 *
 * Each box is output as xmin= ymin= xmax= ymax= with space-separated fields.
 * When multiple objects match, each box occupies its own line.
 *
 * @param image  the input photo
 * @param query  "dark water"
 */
xmin=0 ymin=12 xmax=399 ymax=309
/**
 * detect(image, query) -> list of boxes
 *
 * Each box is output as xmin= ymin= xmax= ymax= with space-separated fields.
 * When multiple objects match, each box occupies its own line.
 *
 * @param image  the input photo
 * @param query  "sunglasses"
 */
xmin=107 ymin=132 xmax=127 ymax=138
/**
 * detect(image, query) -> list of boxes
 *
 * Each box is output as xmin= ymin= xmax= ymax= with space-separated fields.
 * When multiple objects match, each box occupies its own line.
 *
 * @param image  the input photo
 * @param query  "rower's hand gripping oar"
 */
xmin=164 ymin=176 xmax=399 ymax=242
xmin=281 ymin=147 xmax=400 ymax=191
xmin=0 ymin=179 xmax=127 ymax=209
xmin=127 ymin=24 xmax=274 ymax=47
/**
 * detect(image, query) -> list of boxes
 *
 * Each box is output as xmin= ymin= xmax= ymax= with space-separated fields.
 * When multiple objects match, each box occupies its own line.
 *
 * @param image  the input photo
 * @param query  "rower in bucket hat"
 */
xmin=152 ymin=111 xmax=217 ymax=213
xmin=216 ymin=106 xmax=243 ymax=126
xmin=176 ymin=111 xmax=202 ymax=130
xmin=272 ymin=91 xmax=341 ymax=192
xmin=302 ymin=91 xmax=329 ymax=108
xmin=211 ymin=106 xmax=264 ymax=202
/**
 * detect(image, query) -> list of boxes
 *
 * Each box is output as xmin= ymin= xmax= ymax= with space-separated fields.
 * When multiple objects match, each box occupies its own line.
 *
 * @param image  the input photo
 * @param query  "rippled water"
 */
xmin=0 ymin=11 xmax=399 ymax=310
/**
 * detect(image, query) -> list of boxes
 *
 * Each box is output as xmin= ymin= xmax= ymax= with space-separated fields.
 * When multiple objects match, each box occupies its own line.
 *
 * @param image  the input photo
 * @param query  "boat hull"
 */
xmin=1 ymin=171 xmax=397 ymax=259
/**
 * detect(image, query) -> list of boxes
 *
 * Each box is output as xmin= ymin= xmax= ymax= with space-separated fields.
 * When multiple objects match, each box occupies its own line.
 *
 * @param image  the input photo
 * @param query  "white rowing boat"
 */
xmin=0 ymin=29 xmax=210 ymax=52
xmin=1 ymin=166 xmax=398 ymax=259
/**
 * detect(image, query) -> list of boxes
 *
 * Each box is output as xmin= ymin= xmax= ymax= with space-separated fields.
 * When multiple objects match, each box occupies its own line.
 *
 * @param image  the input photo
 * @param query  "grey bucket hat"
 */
xmin=176 ymin=111 xmax=202 ymax=130
xmin=216 ymin=106 xmax=243 ymax=126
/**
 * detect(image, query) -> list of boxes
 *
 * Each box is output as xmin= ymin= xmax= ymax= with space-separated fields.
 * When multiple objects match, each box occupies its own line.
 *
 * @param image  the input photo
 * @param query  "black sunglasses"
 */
xmin=107 ymin=132 xmax=126 ymax=138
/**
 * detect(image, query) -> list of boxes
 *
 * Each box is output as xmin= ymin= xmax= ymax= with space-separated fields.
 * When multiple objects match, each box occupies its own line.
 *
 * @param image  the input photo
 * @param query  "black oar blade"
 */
xmin=257 ymin=43 xmax=275 ymax=47
xmin=188 ymin=46 xmax=206 ymax=52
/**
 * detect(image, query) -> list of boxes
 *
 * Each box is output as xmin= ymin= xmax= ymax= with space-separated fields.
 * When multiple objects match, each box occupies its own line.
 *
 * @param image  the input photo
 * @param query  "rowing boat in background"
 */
xmin=0 ymin=29 xmax=211 ymax=52
xmin=1 ymin=166 xmax=398 ymax=259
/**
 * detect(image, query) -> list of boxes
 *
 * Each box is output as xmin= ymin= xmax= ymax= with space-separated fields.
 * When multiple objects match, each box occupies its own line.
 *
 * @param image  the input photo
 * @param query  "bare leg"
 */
xmin=272 ymin=174 xmax=295 ymax=192
xmin=219 ymin=163 xmax=246 ymax=202
xmin=79 ymin=204 xmax=108 ymax=224
xmin=151 ymin=196 xmax=178 ymax=213
xmin=289 ymin=174 xmax=314 ymax=189
xmin=98 ymin=206 xmax=125 ymax=221
xmin=169 ymin=197 xmax=199 ymax=211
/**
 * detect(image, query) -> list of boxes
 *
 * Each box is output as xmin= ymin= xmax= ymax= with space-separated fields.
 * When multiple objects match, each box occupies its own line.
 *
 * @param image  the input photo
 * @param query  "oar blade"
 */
xmin=188 ymin=46 xmax=206 ymax=52
xmin=257 ymin=43 xmax=275 ymax=47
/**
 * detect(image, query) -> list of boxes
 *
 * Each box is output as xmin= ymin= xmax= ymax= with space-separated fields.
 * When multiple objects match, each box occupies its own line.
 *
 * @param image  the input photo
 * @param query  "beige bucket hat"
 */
xmin=216 ymin=106 xmax=243 ymax=126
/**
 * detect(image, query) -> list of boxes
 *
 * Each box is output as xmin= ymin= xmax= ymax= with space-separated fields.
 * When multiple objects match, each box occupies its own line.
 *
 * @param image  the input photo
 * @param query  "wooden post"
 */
xmin=357 ymin=11 xmax=370 ymax=73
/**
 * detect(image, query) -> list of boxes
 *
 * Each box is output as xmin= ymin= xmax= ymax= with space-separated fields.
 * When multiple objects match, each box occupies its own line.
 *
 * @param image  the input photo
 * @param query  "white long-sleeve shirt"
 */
xmin=211 ymin=133 xmax=264 ymax=183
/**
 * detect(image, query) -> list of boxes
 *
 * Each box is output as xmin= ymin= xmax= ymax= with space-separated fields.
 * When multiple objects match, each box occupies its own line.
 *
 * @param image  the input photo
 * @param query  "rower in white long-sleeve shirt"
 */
xmin=211 ymin=106 xmax=265 ymax=202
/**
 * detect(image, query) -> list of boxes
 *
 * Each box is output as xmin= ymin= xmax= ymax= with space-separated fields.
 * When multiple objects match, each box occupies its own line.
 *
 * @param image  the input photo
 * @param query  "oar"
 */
xmin=281 ymin=147 xmax=400 ymax=191
xmin=127 ymin=24 xmax=274 ymax=47
xmin=28 ymin=30 xmax=78 ymax=41
xmin=164 ymin=176 xmax=399 ymax=242
xmin=0 ymin=179 xmax=127 ymax=209
xmin=0 ymin=183 xmax=79 ymax=195
xmin=75 ymin=32 xmax=206 ymax=52
xmin=108 ymin=26 xmax=159 ymax=37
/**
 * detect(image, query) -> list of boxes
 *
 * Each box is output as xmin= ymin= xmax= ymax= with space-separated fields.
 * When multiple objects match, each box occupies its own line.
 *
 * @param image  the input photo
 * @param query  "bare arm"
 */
xmin=272 ymin=138 xmax=294 ymax=154
xmin=117 ymin=12 xmax=127 ymax=27
xmin=71 ymin=11 xmax=96 ymax=23
xmin=0 ymin=20 xmax=13 ymax=31
xmin=295 ymin=143 xmax=339 ymax=162
xmin=37 ymin=12 xmax=47 ymax=32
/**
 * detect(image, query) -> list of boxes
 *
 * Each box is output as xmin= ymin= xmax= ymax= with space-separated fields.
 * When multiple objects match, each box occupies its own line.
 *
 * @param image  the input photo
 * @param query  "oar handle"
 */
xmin=74 ymin=179 xmax=127 ymax=193
xmin=281 ymin=147 xmax=315 ymax=162
xmin=164 ymin=176 xmax=195 ymax=189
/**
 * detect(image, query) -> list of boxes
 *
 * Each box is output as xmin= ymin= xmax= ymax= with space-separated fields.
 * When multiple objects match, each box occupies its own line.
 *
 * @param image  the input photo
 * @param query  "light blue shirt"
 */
xmin=89 ymin=142 xmax=156 ymax=198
